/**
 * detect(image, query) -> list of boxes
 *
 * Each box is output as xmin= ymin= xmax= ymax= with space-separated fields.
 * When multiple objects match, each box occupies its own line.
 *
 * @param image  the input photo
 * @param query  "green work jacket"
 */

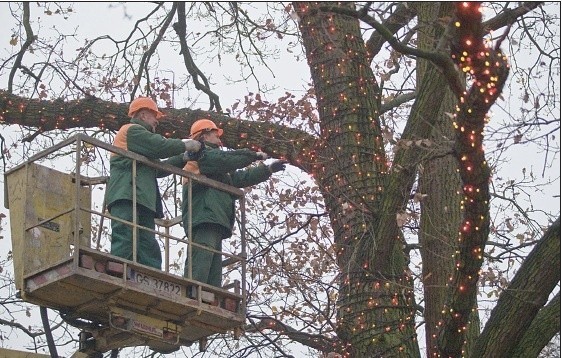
xmin=105 ymin=119 xmax=186 ymax=218
xmin=181 ymin=143 xmax=271 ymax=237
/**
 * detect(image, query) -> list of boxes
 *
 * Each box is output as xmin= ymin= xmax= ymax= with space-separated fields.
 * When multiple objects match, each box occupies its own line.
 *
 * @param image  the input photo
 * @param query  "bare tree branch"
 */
xmin=364 ymin=3 xmax=417 ymax=62
xmin=0 ymin=316 xmax=44 ymax=338
xmin=247 ymin=315 xmax=339 ymax=353
xmin=131 ymin=3 xmax=176 ymax=100
xmin=8 ymin=3 xmax=36 ymax=93
xmin=174 ymin=2 xmax=222 ymax=112
xmin=483 ymin=2 xmax=543 ymax=32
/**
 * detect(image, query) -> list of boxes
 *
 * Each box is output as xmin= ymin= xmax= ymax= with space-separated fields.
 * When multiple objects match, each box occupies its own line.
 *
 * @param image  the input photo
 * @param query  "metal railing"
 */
xmin=7 ymin=133 xmax=247 ymax=303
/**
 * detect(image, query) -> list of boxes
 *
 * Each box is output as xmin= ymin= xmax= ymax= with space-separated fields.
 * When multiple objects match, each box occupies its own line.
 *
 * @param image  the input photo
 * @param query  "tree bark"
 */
xmin=512 ymin=292 xmax=560 ymax=358
xmin=413 ymin=3 xmax=471 ymax=356
xmin=471 ymin=217 xmax=561 ymax=358
xmin=0 ymin=89 xmax=316 ymax=170
xmin=437 ymin=3 xmax=510 ymax=355
xmin=294 ymin=2 xmax=419 ymax=356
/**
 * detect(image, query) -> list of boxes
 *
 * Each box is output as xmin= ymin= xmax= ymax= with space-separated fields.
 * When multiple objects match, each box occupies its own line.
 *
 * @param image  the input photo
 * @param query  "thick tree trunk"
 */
xmin=437 ymin=3 xmax=511 ymax=355
xmin=471 ymin=217 xmax=561 ymax=358
xmin=512 ymin=292 xmax=560 ymax=358
xmin=413 ymin=3 xmax=479 ymax=356
xmin=294 ymin=3 xmax=419 ymax=356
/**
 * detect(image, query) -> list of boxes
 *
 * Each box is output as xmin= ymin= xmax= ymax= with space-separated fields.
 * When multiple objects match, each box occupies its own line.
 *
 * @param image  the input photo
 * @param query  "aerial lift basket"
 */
xmin=4 ymin=135 xmax=247 ymax=356
xmin=5 ymin=162 xmax=91 ymax=291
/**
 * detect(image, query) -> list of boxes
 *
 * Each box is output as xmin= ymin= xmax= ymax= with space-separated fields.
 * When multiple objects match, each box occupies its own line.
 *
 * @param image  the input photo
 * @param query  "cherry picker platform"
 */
xmin=4 ymin=134 xmax=248 ymax=356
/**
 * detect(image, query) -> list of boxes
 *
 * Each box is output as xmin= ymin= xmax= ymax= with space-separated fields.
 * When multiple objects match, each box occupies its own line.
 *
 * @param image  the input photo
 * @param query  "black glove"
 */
xmin=269 ymin=160 xmax=287 ymax=173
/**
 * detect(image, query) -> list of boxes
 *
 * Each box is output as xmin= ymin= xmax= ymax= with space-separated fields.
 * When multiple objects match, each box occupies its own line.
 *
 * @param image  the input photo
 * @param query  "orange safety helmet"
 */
xmin=128 ymin=97 xmax=165 ymax=119
xmin=190 ymin=119 xmax=223 ymax=138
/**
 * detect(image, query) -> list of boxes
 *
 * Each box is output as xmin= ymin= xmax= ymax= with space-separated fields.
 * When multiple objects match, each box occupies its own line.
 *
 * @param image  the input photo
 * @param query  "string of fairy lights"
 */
xmin=294 ymin=3 xmax=417 ymax=357
xmin=433 ymin=2 xmax=510 ymax=357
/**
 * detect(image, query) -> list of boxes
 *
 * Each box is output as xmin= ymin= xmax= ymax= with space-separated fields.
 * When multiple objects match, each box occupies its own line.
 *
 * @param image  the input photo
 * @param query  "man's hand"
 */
xmin=183 ymin=139 xmax=202 ymax=152
xmin=269 ymin=160 xmax=288 ymax=173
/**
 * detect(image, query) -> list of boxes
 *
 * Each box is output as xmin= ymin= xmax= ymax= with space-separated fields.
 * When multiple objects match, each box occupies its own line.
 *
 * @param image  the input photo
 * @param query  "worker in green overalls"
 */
xmin=105 ymin=97 xmax=202 ymax=269
xmin=180 ymin=119 xmax=287 ymax=287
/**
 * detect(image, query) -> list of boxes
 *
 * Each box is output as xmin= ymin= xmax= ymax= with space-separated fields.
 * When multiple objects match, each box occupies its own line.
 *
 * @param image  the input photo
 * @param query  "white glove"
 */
xmin=183 ymin=139 xmax=202 ymax=152
xmin=256 ymin=151 xmax=268 ymax=160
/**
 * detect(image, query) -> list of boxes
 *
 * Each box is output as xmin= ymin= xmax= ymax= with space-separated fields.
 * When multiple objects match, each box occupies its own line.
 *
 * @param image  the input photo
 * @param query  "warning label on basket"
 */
xmin=132 ymin=319 xmax=163 ymax=337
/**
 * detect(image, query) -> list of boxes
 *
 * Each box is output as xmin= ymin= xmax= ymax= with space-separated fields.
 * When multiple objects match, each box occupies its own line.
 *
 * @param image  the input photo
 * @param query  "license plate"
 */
xmin=129 ymin=270 xmax=184 ymax=296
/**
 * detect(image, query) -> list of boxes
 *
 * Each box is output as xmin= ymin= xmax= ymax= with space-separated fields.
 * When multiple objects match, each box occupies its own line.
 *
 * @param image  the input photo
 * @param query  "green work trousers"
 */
xmin=184 ymin=223 xmax=228 ymax=287
xmin=109 ymin=200 xmax=161 ymax=269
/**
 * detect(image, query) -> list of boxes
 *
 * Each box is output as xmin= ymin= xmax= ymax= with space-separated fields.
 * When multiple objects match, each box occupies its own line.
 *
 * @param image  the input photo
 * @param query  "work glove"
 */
xmin=255 ymin=151 xmax=268 ymax=160
xmin=183 ymin=141 xmax=205 ymax=161
xmin=183 ymin=150 xmax=199 ymax=162
xmin=183 ymin=139 xmax=202 ymax=152
xmin=269 ymin=160 xmax=288 ymax=173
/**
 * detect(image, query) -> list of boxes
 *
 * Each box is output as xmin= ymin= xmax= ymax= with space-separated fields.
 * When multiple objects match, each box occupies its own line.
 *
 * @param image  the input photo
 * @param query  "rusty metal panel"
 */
xmin=5 ymin=163 xmax=91 ymax=290
xmin=4 ymin=164 xmax=26 ymax=289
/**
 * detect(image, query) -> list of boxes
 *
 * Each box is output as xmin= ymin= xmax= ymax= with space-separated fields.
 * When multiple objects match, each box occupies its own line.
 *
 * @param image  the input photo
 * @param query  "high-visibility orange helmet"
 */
xmin=128 ymin=97 xmax=165 ymax=119
xmin=190 ymin=119 xmax=223 ymax=138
